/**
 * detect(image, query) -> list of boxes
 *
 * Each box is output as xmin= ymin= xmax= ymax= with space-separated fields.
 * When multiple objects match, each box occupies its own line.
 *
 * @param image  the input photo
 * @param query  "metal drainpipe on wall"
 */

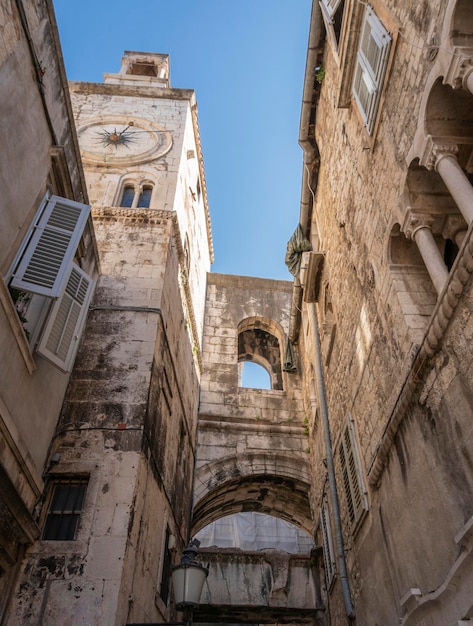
xmin=309 ymin=302 xmax=355 ymax=623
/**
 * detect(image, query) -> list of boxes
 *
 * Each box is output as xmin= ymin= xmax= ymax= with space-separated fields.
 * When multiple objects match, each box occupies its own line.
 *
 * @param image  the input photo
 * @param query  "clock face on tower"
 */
xmin=77 ymin=116 xmax=172 ymax=166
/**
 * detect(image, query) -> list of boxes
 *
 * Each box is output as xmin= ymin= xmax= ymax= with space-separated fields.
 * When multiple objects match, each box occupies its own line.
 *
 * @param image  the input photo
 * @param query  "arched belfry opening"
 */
xmin=237 ymin=317 xmax=284 ymax=390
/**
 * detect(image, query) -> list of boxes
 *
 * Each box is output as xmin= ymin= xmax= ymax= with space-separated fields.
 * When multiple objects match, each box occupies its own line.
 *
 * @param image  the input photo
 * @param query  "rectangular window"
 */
xmin=42 ymin=478 xmax=88 ymax=540
xmin=7 ymin=194 xmax=94 ymax=371
xmin=320 ymin=496 xmax=336 ymax=589
xmin=352 ymin=5 xmax=391 ymax=135
xmin=37 ymin=264 xmax=95 ymax=372
xmin=339 ymin=416 xmax=368 ymax=530
xmin=319 ymin=0 xmax=343 ymax=23
xmin=160 ymin=527 xmax=173 ymax=604
xmin=319 ymin=0 xmax=346 ymax=51
xmin=11 ymin=195 xmax=90 ymax=298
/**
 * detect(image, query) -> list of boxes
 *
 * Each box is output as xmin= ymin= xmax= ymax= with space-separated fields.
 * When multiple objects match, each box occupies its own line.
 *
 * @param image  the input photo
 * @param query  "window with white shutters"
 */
xmin=319 ymin=0 xmax=343 ymax=22
xmin=11 ymin=195 xmax=90 ymax=297
xmin=339 ymin=416 xmax=368 ymax=530
xmin=37 ymin=264 xmax=94 ymax=372
xmin=352 ymin=6 xmax=391 ymax=135
xmin=319 ymin=0 xmax=346 ymax=50
xmin=7 ymin=194 xmax=94 ymax=372
xmin=320 ymin=496 xmax=336 ymax=589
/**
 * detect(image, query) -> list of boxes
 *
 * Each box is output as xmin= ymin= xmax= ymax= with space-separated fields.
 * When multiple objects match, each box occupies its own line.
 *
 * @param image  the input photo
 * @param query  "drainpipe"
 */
xmin=309 ymin=303 xmax=355 ymax=623
xmin=289 ymin=1 xmax=323 ymax=344
xmin=295 ymin=3 xmax=355 ymax=621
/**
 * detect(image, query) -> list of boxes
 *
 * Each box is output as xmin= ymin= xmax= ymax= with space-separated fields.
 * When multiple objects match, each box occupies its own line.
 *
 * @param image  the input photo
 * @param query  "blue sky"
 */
xmin=54 ymin=0 xmax=312 ymax=282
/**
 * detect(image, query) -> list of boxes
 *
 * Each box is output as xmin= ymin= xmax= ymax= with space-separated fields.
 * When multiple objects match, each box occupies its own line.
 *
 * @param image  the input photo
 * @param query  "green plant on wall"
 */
xmin=315 ymin=65 xmax=325 ymax=84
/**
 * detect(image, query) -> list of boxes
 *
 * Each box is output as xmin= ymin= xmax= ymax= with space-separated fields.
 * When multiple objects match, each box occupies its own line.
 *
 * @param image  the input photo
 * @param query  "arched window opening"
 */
xmin=240 ymin=361 xmax=271 ymax=390
xmin=120 ymin=185 xmax=135 ymax=208
xmin=238 ymin=324 xmax=283 ymax=390
xmin=195 ymin=512 xmax=314 ymax=554
xmin=137 ymin=185 xmax=153 ymax=208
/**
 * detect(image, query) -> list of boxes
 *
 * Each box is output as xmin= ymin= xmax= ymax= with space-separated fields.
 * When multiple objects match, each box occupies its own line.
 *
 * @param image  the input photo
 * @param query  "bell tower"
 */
xmin=11 ymin=51 xmax=213 ymax=625
xmin=104 ymin=51 xmax=170 ymax=88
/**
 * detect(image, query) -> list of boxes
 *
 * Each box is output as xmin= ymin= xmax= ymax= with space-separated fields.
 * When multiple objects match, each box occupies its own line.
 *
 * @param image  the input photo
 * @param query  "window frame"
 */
xmin=10 ymin=195 xmax=90 ymax=298
xmin=37 ymin=263 xmax=95 ymax=372
xmin=120 ymin=185 xmax=135 ymax=208
xmin=320 ymin=495 xmax=337 ymax=590
xmin=352 ymin=5 xmax=392 ymax=135
xmin=159 ymin=527 xmax=173 ymax=605
xmin=42 ymin=477 xmax=89 ymax=541
xmin=117 ymin=179 xmax=154 ymax=209
xmin=6 ymin=194 xmax=94 ymax=372
xmin=319 ymin=0 xmax=346 ymax=52
xmin=339 ymin=415 xmax=368 ymax=531
xmin=137 ymin=184 xmax=153 ymax=208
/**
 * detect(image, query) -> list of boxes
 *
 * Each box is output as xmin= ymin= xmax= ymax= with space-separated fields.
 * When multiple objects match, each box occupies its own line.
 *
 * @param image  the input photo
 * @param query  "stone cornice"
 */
xmin=69 ymin=81 xmax=194 ymax=102
xmin=190 ymin=103 xmax=214 ymax=263
xmin=91 ymin=206 xmax=173 ymax=223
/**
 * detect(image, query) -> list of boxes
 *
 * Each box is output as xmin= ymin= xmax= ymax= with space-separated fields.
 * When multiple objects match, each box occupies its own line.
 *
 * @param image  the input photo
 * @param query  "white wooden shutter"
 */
xmin=352 ymin=7 xmax=391 ymax=134
xmin=37 ymin=264 xmax=94 ymax=372
xmin=11 ymin=195 xmax=90 ymax=297
xmin=319 ymin=0 xmax=343 ymax=23
xmin=339 ymin=418 xmax=368 ymax=527
xmin=320 ymin=497 xmax=336 ymax=588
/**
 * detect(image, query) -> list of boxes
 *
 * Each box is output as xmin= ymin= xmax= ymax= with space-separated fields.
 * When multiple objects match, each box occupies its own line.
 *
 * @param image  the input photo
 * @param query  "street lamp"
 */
xmin=127 ymin=538 xmax=208 ymax=626
xmin=171 ymin=539 xmax=209 ymax=610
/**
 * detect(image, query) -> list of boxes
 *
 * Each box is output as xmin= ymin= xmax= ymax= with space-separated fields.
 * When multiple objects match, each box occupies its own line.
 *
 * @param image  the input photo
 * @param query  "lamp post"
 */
xmin=127 ymin=539 xmax=208 ymax=626
xmin=171 ymin=539 xmax=209 ymax=611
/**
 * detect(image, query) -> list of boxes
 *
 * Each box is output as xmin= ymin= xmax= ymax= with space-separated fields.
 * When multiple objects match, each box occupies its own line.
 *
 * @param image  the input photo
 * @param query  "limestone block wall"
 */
xmin=195 ymin=273 xmax=314 ymax=536
xmin=195 ymin=548 xmax=324 ymax=623
xmin=0 ymin=0 xmax=97 ymax=612
xmin=200 ymin=273 xmax=304 ymax=420
xmin=300 ymin=0 xmax=473 ymax=623
xmin=10 ymin=213 xmax=201 ymax=624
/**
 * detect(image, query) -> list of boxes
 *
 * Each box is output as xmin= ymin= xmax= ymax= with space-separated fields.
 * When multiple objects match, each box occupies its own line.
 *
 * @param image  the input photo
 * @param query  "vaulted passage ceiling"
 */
xmin=192 ymin=473 xmax=313 ymax=535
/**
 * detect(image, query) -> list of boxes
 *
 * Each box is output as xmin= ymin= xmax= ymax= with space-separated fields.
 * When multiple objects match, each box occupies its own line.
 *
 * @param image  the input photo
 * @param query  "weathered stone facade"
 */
xmin=2 ymin=1 xmax=473 ymax=625
xmin=195 ymin=273 xmax=311 ymax=535
xmin=295 ymin=0 xmax=473 ymax=623
xmin=0 ymin=0 xmax=98 ymax=618
xmin=6 ymin=51 xmax=213 ymax=624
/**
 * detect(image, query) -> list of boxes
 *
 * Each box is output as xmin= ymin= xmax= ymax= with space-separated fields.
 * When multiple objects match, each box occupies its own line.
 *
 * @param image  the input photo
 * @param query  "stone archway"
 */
xmin=192 ymin=451 xmax=313 ymax=535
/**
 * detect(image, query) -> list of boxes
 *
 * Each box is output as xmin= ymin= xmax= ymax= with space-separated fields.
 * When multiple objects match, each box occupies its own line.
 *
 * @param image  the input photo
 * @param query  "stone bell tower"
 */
xmin=11 ymin=51 xmax=213 ymax=625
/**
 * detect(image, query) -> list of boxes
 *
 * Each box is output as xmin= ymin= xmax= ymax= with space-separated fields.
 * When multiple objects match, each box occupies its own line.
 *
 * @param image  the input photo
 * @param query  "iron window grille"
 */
xmin=42 ymin=478 xmax=88 ymax=541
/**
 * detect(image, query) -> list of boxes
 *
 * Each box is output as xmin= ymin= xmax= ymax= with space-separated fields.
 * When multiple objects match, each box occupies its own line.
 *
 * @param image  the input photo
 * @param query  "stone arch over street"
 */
xmin=192 ymin=451 xmax=313 ymax=534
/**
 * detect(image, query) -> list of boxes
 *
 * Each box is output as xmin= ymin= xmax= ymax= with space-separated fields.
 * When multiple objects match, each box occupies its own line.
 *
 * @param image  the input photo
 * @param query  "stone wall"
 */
xmin=195 ymin=273 xmax=314 ymax=536
xmin=195 ymin=548 xmax=325 ymax=624
xmin=299 ymin=0 xmax=473 ymax=623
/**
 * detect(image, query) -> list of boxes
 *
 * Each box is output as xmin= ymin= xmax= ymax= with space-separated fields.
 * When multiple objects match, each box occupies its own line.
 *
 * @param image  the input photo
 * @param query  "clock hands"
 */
xmin=99 ymin=122 xmax=136 ymax=149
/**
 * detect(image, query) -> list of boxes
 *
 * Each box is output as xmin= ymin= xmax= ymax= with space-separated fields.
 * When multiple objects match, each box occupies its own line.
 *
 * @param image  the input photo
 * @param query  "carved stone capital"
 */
xmin=444 ymin=47 xmax=473 ymax=90
xmin=421 ymin=136 xmax=459 ymax=171
xmin=442 ymin=214 xmax=467 ymax=241
xmin=402 ymin=210 xmax=434 ymax=240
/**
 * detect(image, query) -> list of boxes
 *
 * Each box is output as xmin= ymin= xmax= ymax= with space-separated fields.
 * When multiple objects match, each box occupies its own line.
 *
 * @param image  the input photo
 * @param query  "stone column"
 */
xmin=431 ymin=145 xmax=473 ymax=225
xmin=465 ymin=67 xmax=473 ymax=94
xmin=403 ymin=212 xmax=449 ymax=294
xmin=131 ymin=183 xmax=141 ymax=208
